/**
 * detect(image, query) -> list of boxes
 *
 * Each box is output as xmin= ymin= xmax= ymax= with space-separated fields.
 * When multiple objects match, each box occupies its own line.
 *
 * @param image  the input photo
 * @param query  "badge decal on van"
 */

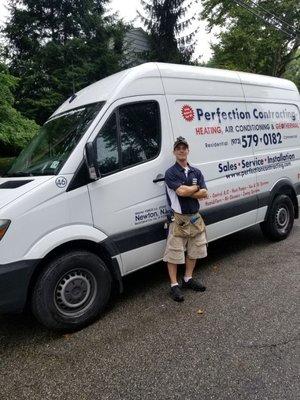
xmin=55 ymin=177 xmax=68 ymax=188
xmin=181 ymin=105 xmax=194 ymax=122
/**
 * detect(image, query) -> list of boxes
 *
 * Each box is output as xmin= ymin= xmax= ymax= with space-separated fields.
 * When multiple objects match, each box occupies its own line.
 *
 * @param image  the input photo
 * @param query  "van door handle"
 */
xmin=153 ymin=174 xmax=165 ymax=183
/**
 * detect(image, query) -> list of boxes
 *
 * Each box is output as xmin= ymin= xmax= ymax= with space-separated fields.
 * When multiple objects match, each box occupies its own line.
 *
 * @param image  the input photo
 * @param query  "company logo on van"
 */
xmin=181 ymin=105 xmax=194 ymax=122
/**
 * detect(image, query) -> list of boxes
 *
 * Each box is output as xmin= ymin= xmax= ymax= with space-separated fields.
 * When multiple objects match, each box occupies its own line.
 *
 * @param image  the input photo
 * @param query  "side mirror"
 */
xmin=85 ymin=142 xmax=100 ymax=181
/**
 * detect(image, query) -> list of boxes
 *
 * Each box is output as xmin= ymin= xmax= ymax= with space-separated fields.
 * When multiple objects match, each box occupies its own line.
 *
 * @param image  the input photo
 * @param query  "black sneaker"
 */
xmin=182 ymin=278 xmax=206 ymax=292
xmin=170 ymin=285 xmax=184 ymax=302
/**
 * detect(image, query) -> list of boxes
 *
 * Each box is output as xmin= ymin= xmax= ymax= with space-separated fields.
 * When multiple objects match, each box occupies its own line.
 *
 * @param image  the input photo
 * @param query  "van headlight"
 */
xmin=0 ymin=220 xmax=11 ymax=241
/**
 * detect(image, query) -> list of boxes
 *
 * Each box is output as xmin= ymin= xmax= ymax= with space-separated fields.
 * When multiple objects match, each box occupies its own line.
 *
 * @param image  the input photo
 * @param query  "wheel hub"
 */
xmin=54 ymin=269 xmax=97 ymax=316
xmin=62 ymin=276 xmax=89 ymax=306
xmin=275 ymin=206 xmax=289 ymax=230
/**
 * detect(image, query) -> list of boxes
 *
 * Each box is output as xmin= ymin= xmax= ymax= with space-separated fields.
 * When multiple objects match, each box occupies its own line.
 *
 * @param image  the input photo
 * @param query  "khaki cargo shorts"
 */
xmin=163 ymin=221 xmax=207 ymax=264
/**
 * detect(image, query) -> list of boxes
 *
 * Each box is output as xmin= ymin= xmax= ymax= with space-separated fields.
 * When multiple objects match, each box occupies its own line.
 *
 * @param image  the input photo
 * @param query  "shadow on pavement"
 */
xmin=121 ymin=224 xmax=269 ymax=297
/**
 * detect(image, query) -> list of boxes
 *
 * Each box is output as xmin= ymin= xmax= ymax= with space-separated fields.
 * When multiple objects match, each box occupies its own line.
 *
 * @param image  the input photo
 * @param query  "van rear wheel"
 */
xmin=260 ymin=194 xmax=294 ymax=241
xmin=32 ymin=251 xmax=111 ymax=331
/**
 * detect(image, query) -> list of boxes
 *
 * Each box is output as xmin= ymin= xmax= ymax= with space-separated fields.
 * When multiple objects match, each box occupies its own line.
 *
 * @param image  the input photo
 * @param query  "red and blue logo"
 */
xmin=181 ymin=105 xmax=194 ymax=122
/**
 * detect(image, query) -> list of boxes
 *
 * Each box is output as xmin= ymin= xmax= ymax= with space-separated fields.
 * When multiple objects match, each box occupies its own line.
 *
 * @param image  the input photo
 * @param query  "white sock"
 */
xmin=171 ymin=283 xmax=179 ymax=287
xmin=184 ymin=276 xmax=192 ymax=283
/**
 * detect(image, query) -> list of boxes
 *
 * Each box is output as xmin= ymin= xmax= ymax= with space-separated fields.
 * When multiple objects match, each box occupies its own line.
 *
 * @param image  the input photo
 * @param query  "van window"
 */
xmin=95 ymin=101 xmax=161 ymax=176
xmin=6 ymin=102 xmax=104 ymax=177
xmin=95 ymin=112 xmax=119 ymax=175
xmin=119 ymin=102 xmax=161 ymax=168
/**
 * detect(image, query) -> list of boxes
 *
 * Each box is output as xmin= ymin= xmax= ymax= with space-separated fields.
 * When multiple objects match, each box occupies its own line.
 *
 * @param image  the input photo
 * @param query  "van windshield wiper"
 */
xmin=3 ymin=172 xmax=34 ymax=177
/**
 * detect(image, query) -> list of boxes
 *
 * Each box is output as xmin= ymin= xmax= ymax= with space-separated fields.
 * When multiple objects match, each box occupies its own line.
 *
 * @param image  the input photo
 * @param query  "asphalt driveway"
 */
xmin=0 ymin=221 xmax=299 ymax=400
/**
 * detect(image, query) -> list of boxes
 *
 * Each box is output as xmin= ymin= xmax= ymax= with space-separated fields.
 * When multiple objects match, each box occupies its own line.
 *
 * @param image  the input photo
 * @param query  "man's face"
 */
xmin=173 ymin=144 xmax=189 ymax=162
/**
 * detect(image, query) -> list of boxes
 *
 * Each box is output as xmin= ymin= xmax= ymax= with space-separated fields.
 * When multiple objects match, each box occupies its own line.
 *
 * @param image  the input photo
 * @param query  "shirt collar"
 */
xmin=174 ymin=162 xmax=195 ymax=173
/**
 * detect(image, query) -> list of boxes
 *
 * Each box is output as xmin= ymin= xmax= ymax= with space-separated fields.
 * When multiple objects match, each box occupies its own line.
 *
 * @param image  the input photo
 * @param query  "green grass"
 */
xmin=0 ymin=157 xmax=15 ymax=176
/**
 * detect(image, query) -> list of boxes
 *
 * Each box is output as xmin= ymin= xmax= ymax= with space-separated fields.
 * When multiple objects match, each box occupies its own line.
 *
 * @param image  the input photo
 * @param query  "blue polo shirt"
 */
xmin=165 ymin=162 xmax=207 ymax=214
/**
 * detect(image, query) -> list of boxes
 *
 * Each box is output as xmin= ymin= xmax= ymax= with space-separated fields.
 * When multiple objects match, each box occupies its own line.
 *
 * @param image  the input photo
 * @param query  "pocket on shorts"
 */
xmin=169 ymin=235 xmax=184 ymax=251
xmin=173 ymin=223 xmax=190 ymax=237
xmin=187 ymin=231 xmax=208 ymax=259
xmin=190 ymin=216 xmax=206 ymax=237
xmin=194 ymin=231 xmax=207 ymax=246
xmin=164 ymin=234 xmax=185 ymax=262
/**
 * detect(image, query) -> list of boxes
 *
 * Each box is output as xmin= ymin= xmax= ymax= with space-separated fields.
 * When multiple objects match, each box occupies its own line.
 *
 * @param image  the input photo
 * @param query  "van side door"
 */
xmin=87 ymin=96 xmax=173 ymax=274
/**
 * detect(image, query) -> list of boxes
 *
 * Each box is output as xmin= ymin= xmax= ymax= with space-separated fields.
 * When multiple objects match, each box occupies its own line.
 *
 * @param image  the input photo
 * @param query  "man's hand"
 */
xmin=190 ymin=189 xmax=208 ymax=199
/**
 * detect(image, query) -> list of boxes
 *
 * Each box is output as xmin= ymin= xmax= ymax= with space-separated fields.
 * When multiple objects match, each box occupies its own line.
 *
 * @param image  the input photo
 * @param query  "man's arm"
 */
xmin=188 ymin=169 xmax=208 ymax=199
xmin=190 ymin=188 xmax=208 ymax=199
xmin=175 ymin=185 xmax=199 ymax=197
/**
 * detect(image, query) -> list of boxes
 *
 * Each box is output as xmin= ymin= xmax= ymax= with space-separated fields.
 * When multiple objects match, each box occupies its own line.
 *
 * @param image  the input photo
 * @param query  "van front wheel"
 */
xmin=260 ymin=194 xmax=294 ymax=241
xmin=32 ymin=251 xmax=111 ymax=331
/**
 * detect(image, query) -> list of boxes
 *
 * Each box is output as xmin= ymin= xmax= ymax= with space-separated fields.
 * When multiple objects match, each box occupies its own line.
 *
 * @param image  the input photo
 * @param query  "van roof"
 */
xmin=51 ymin=62 xmax=299 ymax=117
xmin=158 ymin=63 xmax=298 ymax=91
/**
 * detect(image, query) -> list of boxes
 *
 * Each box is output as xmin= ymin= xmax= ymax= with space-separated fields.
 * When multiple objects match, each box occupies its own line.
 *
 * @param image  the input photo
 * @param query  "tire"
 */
xmin=31 ymin=251 xmax=112 ymax=331
xmin=260 ymin=194 xmax=294 ymax=241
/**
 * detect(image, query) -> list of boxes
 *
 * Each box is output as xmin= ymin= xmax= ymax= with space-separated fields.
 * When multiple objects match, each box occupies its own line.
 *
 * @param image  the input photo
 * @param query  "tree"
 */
xmin=0 ymin=63 xmax=38 ymax=156
xmin=3 ymin=0 xmax=128 ymax=124
xmin=202 ymin=0 xmax=300 ymax=77
xmin=138 ymin=0 xmax=199 ymax=63
xmin=283 ymin=50 xmax=300 ymax=89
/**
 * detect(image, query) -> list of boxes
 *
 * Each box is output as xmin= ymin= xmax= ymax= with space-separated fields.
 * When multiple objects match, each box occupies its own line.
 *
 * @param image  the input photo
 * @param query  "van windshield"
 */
xmin=5 ymin=102 xmax=104 ymax=177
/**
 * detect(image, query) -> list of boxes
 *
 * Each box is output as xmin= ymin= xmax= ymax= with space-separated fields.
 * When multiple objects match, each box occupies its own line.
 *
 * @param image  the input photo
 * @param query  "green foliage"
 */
xmin=0 ymin=63 xmax=39 ymax=156
xmin=3 ymin=0 xmax=128 ymax=125
xmin=138 ymin=0 xmax=199 ymax=63
xmin=0 ymin=158 xmax=15 ymax=175
xmin=283 ymin=50 xmax=300 ymax=89
xmin=202 ymin=0 xmax=300 ymax=77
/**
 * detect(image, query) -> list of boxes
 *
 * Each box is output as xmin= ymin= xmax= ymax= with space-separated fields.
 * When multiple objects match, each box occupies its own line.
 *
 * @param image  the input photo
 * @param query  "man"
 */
xmin=163 ymin=136 xmax=208 ymax=302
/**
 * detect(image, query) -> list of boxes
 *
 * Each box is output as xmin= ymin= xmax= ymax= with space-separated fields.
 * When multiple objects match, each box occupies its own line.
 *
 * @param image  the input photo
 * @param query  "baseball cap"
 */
xmin=173 ymin=136 xmax=189 ymax=150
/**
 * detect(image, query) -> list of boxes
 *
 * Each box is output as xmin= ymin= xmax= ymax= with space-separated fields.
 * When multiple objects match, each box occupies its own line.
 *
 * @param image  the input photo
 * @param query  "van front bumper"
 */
xmin=0 ymin=260 xmax=38 ymax=313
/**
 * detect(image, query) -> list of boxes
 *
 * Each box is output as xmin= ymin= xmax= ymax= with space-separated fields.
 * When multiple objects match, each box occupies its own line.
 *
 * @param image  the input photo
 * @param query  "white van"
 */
xmin=0 ymin=63 xmax=299 ymax=330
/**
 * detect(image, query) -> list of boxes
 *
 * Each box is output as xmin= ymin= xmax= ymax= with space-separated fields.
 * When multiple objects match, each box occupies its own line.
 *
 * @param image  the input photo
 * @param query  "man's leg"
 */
xmin=182 ymin=233 xmax=207 ymax=291
xmin=167 ymin=262 xmax=184 ymax=302
xmin=167 ymin=262 xmax=178 ymax=285
xmin=184 ymin=256 xmax=197 ymax=278
xmin=163 ymin=224 xmax=185 ymax=302
xmin=182 ymin=256 xmax=206 ymax=292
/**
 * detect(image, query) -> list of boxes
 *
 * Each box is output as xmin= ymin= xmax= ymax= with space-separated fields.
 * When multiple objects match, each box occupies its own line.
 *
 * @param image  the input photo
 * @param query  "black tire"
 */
xmin=260 ymin=194 xmax=294 ymax=241
xmin=32 ymin=251 xmax=112 ymax=331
